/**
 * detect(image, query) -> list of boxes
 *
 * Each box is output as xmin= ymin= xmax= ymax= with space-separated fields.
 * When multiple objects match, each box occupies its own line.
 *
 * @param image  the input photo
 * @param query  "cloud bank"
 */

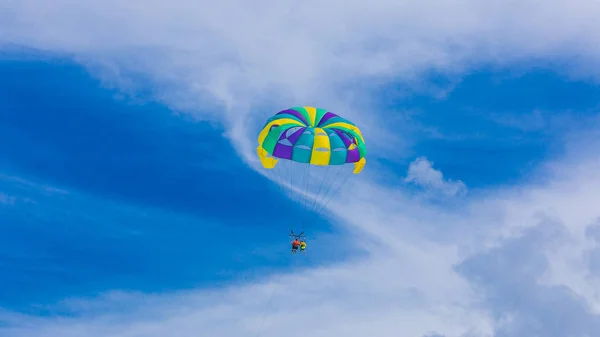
xmin=3 ymin=0 xmax=600 ymax=161
xmin=3 ymin=143 xmax=600 ymax=337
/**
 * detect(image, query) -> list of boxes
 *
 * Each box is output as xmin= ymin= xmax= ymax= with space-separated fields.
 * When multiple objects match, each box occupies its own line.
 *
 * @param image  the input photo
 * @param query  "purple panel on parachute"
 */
xmin=334 ymin=129 xmax=353 ymax=147
xmin=287 ymin=127 xmax=306 ymax=145
xmin=273 ymin=128 xmax=294 ymax=160
xmin=317 ymin=112 xmax=338 ymax=127
xmin=276 ymin=109 xmax=308 ymax=126
xmin=346 ymin=148 xmax=360 ymax=163
xmin=273 ymin=142 xmax=293 ymax=159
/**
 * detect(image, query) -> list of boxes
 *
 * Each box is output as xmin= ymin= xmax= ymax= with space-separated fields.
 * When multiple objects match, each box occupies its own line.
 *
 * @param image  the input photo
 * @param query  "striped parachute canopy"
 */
xmin=256 ymin=106 xmax=367 ymax=230
xmin=257 ymin=106 xmax=366 ymax=173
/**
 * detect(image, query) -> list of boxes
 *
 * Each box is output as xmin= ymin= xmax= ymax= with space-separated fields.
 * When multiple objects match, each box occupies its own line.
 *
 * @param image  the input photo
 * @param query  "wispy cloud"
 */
xmin=405 ymin=157 xmax=467 ymax=197
xmin=3 ymin=0 xmax=600 ymax=161
xmin=0 ymin=174 xmax=68 ymax=209
xmin=3 ymin=144 xmax=600 ymax=336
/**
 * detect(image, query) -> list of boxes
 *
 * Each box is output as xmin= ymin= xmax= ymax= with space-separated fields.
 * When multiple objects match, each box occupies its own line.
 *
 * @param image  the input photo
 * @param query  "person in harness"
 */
xmin=290 ymin=230 xmax=306 ymax=254
xmin=291 ymin=238 xmax=300 ymax=253
xmin=300 ymin=240 xmax=307 ymax=254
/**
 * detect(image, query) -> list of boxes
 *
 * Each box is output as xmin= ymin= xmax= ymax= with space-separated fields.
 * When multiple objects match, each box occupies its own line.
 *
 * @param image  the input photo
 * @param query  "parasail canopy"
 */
xmin=256 ymin=106 xmax=367 ymax=232
xmin=257 ymin=106 xmax=366 ymax=174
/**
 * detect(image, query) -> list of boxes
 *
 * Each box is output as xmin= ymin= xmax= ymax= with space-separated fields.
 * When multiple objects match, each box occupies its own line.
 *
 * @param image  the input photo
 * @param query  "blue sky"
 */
xmin=2 ymin=2 xmax=600 ymax=337
xmin=377 ymin=68 xmax=600 ymax=188
xmin=0 ymin=57 xmax=349 ymax=312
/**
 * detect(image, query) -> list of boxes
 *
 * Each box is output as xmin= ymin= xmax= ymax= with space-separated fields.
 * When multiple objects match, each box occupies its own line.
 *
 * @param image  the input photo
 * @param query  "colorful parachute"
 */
xmin=257 ymin=106 xmax=366 ymax=172
xmin=256 ymin=106 xmax=367 ymax=230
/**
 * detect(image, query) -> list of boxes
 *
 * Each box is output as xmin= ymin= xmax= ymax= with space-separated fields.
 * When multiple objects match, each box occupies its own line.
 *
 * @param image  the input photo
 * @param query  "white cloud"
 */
xmin=3 ymin=142 xmax=600 ymax=337
xmin=405 ymin=157 xmax=467 ymax=197
xmin=3 ymin=0 xmax=600 ymax=162
xmin=2 ymin=0 xmax=600 ymax=336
